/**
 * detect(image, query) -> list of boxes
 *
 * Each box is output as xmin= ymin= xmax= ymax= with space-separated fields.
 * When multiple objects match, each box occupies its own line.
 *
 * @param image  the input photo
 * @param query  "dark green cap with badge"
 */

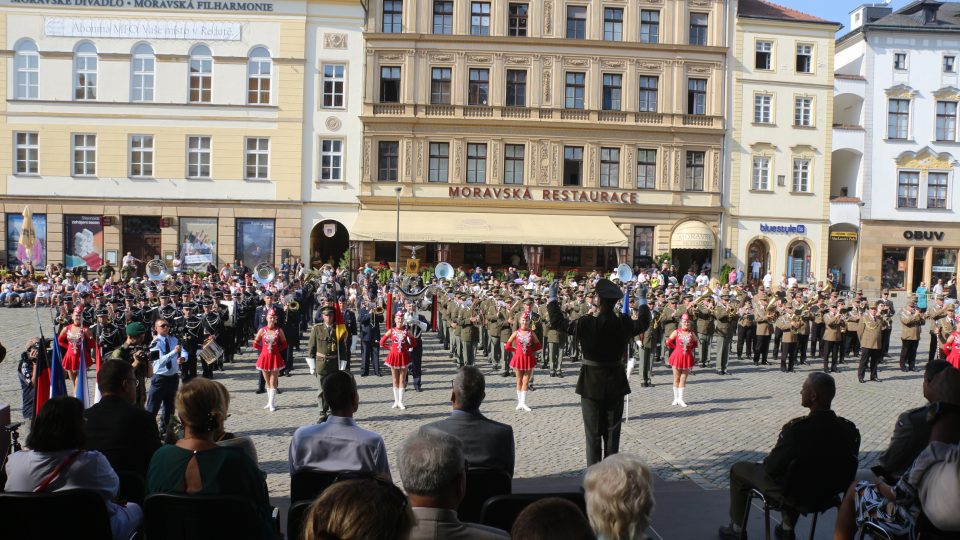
xmin=125 ymin=322 xmax=147 ymax=337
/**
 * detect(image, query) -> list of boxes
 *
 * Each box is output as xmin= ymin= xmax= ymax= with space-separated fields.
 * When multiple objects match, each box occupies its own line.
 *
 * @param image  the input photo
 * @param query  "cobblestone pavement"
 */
xmin=0 ymin=306 xmax=930 ymax=496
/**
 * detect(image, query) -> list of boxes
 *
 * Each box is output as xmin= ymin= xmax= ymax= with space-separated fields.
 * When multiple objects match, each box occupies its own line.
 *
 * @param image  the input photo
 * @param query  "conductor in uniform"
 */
xmin=308 ymin=305 xmax=347 ymax=422
xmin=547 ymin=278 xmax=650 ymax=466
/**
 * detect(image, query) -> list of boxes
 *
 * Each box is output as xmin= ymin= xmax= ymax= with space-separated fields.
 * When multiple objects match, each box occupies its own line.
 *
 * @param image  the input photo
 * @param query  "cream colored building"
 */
xmin=354 ymin=0 xmax=732 ymax=273
xmin=0 ymin=0 xmax=307 ymax=273
xmin=726 ymin=0 xmax=840 ymax=286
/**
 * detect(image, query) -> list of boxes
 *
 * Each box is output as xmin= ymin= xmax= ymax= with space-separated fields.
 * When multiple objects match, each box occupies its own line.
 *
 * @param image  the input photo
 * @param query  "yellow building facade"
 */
xmin=726 ymin=0 xmax=840 ymax=286
xmin=0 ymin=1 xmax=306 ymax=272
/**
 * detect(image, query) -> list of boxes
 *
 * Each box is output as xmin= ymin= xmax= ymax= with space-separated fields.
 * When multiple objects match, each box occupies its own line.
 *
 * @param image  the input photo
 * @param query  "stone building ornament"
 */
xmin=885 ymin=84 xmax=918 ymax=99
xmin=932 ymin=86 xmax=960 ymax=101
xmin=323 ymin=33 xmax=347 ymax=49
xmin=325 ymin=117 xmax=342 ymax=132
xmin=544 ymin=1 xmax=553 ymax=35
xmin=895 ymin=147 xmax=958 ymax=170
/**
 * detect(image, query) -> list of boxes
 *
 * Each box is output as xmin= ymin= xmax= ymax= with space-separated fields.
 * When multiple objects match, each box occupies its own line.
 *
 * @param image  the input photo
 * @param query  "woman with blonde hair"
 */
xmin=301 ymin=476 xmax=414 ymax=540
xmin=583 ymin=453 xmax=656 ymax=540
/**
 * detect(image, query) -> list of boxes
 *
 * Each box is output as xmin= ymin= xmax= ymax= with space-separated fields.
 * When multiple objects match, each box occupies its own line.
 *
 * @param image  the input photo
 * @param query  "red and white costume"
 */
xmin=381 ymin=326 xmax=416 ymax=368
xmin=253 ymin=327 xmax=287 ymax=371
xmin=58 ymin=323 xmax=94 ymax=371
xmin=666 ymin=328 xmax=698 ymax=370
xmin=506 ymin=329 xmax=541 ymax=371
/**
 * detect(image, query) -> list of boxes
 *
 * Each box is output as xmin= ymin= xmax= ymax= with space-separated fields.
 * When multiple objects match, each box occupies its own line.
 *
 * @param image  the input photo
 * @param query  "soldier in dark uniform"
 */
xmin=176 ymin=302 xmax=202 ymax=383
xmin=358 ymin=298 xmax=384 ymax=376
xmin=659 ymin=296 xmax=679 ymax=363
xmin=92 ymin=308 xmax=124 ymax=361
xmin=544 ymin=302 xmax=564 ymax=377
xmin=822 ymin=301 xmax=844 ymax=373
xmin=718 ymin=372 xmax=860 ymax=540
xmin=97 ymin=261 xmax=115 ymax=283
xmin=199 ymin=298 xmax=222 ymax=378
xmin=695 ymin=296 xmax=715 ymax=368
xmin=403 ymin=299 xmax=429 ymax=392
xmin=337 ymin=296 xmax=358 ymax=371
xmin=308 ymin=305 xmax=347 ymax=422
xmin=547 ymin=278 xmax=650 ymax=467
xmin=638 ymin=294 xmax=662 ymax=387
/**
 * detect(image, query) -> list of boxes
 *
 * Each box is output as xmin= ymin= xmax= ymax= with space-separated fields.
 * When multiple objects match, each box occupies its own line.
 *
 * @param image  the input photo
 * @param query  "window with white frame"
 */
xmin=754 ymin=94 xmax=772 ymax=124
xmin=431 ymin=67 xmax=452 ymax=105
xmin=639 ymin=76 xmax=658 ymax=112
xmin=468 ymin=68 xmax=489 ymax=106
xmin=936 ymin=101 xmax=957 ymax=141
xmin=796 ymin=44 xmax=813 ymax=73
xmin=503 ymin=144 xmax=524 ymax=185
xmin=320 ymin=139 xmax=343 ymax=181
xmin=129 ymin=135 xmax=154 ymax=178
xmin=245 ymin=137 xmax=269 ymax=180
xmin=14 ymin=40 xmax=38 ymax=100
xmin=131 ymin=44 xmax=155 ymax=102
xmin=428 ymin=142 xmax=449 ymax=182
xmin=897 ymin=171 xmax=919 ymax=208
xmin=466 ymin=143 xmax=487 ymax=183
xmin=471 ymin=2 xmax=491 ymax=36
xmin=888 ymin=99 xmax=910 ymax=139
xmin=751 ymin=156 xmax=770 ymax=190
xmin=72 ymin=134 xmax=96 ymax=177
xmin=894 ymin=52 xmax=907 ymax=71
xmin=599 ymin=147 xmax=620 ymax=187
xmin=74 ymin=42 xmax=97 ymax=100
xmin=792 ymin=158 xmax=811 ymax=192
xmin=189 ymin=45 xmax=213 ymax=103
xmin=14 ymin=132 xmax=38 ymax=175
xmin=794 ymin=97 xmax=812 ymax=127
xmin=755 ymin=41 xmax=772 ymax=70
xmin=566 ymin=5 xmax=587 ymax=39
xmin=688 ymin=78 xmax=706 ymax=115
xmin=565 ymin=72 xmax=585 ymax=109
xmin=322 ymin=64 xmax=346 ymax=108
xmin=685 ymin=151 xmax=705 ymax=191
xmin=187 ymin=136 xmax=211 ymax=178
xmin=636 ymin=149 xmax=656 ymax=189
xmin=928 ymin=172 xmax=949 ymax=209
xmin=247 ymin=47 xmax=271 ymax=105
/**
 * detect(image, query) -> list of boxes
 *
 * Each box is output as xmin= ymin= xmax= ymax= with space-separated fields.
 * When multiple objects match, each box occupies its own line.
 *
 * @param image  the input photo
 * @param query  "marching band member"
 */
xmin=666 ymin=312 xmax=697 ymax=407
xmin=504 ymin=311 xmax=541 ymax=411
xmin=380 ymin=310 xmax=416 ymax=410
xmin=942 ymin=312 xmax=960 ymax=369
xmin=58 ymin=305 xmax=95 ymax=392
xmin=252 ymin=308 xmax=287 ymax=412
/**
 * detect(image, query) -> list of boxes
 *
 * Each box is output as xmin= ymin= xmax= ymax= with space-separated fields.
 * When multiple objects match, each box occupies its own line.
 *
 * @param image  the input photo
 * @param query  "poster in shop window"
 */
xmin=64 ymin=215 xmax=104 ymax=271
xmin=178 ymin=217 xmax=218 ymax=272
xmin=6 ymin=213 xmax=46 ymax=270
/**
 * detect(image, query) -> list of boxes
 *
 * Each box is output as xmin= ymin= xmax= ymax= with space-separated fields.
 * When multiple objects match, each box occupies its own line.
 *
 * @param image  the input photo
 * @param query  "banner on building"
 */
xmin=6 ymin=213 xmax=46 ymax=269
xmin=236 ymin=218 xmax=274 ymax=269
xmin=178 ymin=217 xmax=218 ymax=271
xmin=64 ymin=215 xmax=104 ymax=271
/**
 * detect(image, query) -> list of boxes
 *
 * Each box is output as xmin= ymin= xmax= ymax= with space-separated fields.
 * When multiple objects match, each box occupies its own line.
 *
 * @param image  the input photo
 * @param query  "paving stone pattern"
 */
xmin=0 ymin=306 xmax=928 ymax=496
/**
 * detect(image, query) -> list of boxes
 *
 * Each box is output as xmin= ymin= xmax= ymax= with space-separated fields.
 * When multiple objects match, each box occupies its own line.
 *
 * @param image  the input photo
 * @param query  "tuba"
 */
xmin=615 ymin=263 xmax=634 ymax=283
xmin=145 ymin=259 xmax=168 ymax=281
xmin=253 ymin=263 xmax=276 ymax=285
xmin=434 ymin=262 xmax=455 ymax=280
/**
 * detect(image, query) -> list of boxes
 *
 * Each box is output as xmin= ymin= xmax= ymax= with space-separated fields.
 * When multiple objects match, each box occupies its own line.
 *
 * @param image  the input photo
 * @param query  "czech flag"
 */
xmin=34 ymin=336 xmax=67 ymax=417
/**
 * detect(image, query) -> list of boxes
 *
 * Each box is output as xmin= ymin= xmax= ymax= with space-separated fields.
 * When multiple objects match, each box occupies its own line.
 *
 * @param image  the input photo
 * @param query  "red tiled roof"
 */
xmin=738 ymin=0 xmax=836 ymax=24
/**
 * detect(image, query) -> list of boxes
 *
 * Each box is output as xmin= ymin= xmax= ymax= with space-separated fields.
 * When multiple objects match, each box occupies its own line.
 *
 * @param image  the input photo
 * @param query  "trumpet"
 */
xmin=691 ymin=288 xmax=713 ymax=309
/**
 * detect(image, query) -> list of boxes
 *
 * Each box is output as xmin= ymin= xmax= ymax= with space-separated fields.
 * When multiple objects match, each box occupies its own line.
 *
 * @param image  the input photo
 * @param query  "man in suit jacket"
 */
xmin=84 ymin=359 xmax=162 ymax=478
xmin=423 ymin=366 xmax=515 ymax=477
xmin=358 ymin=299 xmax=384 ymax=376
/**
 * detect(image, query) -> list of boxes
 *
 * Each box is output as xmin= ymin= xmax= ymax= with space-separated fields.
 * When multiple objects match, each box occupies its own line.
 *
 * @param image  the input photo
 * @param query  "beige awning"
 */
xmin=671 ymin=220 xmax=716 ymax=250
xmin=350 ymin=210 xmax=628 ymax=247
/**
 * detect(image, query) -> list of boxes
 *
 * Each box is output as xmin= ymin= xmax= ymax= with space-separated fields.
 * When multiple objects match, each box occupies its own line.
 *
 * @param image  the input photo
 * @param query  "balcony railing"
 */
xmin=364 ymin=103 xmax=722 ymax=128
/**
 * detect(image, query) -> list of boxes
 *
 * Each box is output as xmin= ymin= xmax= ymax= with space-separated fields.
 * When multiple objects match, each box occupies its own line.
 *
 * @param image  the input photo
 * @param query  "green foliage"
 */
xmin=654 ymin=252 xmax=672 ymax=267
xmin=338 ymin=249 xmax=351 ymax=269
xmin=718 ymin=264 xmax=733 ymax=285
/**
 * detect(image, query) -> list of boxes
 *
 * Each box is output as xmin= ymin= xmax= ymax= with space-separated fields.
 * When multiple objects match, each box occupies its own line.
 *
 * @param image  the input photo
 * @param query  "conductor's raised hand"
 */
xmin=548 ymin=280 xmax=559 ymax=302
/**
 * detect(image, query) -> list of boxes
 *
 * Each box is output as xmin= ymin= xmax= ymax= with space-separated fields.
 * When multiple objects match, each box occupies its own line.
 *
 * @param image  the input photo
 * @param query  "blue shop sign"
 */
xmin=760 ymin=224 xmax=806 ymax=235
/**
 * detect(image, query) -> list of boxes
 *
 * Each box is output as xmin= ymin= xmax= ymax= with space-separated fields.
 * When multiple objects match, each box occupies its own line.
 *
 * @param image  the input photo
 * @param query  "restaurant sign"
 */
xmin=448 ymin=186 xmax=641 ymax=204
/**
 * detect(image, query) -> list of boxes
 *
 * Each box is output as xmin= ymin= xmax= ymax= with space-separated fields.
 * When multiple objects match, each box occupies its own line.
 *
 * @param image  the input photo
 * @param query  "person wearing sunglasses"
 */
xmin=147 ymin=318 xmax=187 ymax=435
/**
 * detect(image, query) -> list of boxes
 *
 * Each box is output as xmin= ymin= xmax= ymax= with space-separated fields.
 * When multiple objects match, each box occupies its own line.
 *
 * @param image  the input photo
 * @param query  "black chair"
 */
xmin=479 ymin=492 xmax=586 ymax=532
xmin=117 ymin=470 xmax=146 ymax=505
xmin=287 ymin=500 xmax=314 ymax=540
xmin=741 ymin=455 xmax=858 ymax=540
xmin=0 ymin=489 xmax=113 ymax=538
xmin=144 ymin=493 xmax=279 ymax=540
xmin=290 ymin=470 xmax=340 ymax=502
xmin=457 ymin=467 xmax=513 ymax=523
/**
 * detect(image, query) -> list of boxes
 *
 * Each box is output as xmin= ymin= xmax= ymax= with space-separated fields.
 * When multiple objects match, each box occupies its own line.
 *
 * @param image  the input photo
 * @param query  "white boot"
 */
xmin=391 ymin=386 xmax=399 ymax=409
xmin=267 ymin=389 xmax=277 ymax=412
xmin=671 ymin=386 xmax=679 ymax=406
xmin=677 ymin=387 xmax=688 ymax=408
xmin=516 ymin=391 xmax=523 ymax=410
xmin=397 ymin=387 xmax=406 ymax=410
xmin=519 ymin=391 xmax=531 ymax=412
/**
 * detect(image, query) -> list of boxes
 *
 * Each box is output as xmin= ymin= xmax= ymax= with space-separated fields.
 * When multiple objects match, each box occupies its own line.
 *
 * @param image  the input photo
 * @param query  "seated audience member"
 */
xmin=583 ymin=453 xmax=655 ymax=540
xmin=510 ymin=497 xmax=596 ymax=540
xmin=718 ymin=372 xmax=861 ymax=540
xmin=423 ymin=366 xmax=515 ymax=477
xmin=301 ymin=477 xmax=415 ymax=540
xmin=146 ymin=379 xmax=277 ymax=540
xmin=288 ymin=370 xmax=390 ymax=478
xmin=834 ymin=365 xmax=960 ymax=539
xmin=4 ymin=396 xmax=142 ymax=540
xmin=867 ymin=360 xmax=951 ymax=483
xmin=399 ymin=428 xmax=509 ymax=540
xmin=84 ymin=360 xmax=162 ymax=478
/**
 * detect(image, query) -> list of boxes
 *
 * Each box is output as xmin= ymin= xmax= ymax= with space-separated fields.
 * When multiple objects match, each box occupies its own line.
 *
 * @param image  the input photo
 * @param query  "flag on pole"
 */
xmin=93 ymin=344 xmax=103 ymax=404
xmin=75 ymin=336 xmax=90 ymax=408
xmin=35 ymin=336 xmax=67 ymax=416
xmin=16 ymin=205 xmax=43 ymax=266
xmin=333 ymin=303 xmax=348 ymax=344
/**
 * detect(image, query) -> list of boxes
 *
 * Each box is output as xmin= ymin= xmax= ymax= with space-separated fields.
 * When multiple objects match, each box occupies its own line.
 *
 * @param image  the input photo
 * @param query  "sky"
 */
xmin=773 ymin=0 xmax=912 ymax=33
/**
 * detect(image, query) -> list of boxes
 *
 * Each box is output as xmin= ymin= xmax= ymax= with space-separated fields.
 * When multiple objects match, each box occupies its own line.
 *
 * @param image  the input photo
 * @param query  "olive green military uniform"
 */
xmin=457 ymin=305 xmax=480 ymax=367
xmin=899 ymin=305 xmax=923 ymax=371
xmin=308 ymin=321 xmax=346 ymax=418
xmin=713 ymin=301 xmax=735 ymax=374
xmin=543 ymin=304 xmax=564 ymax=377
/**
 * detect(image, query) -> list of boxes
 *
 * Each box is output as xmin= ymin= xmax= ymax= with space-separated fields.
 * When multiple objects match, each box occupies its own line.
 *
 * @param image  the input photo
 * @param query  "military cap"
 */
xmin=522 ymin=297 xmax=535 ymax=306
xmin=95 ymin=308 xmax=110 ymax=317
xmin=320 ymin=305 xmax=336 ymax=315
xmin=594 ymin=279 xmax=622 ymax=301
xmin=125 ymin=322 xmax=147 ymax=337
xmin=198 ymin=298 xmax=213 ymax=307
xmin=869 ymin=300 xmax=880 ymax=309
xmin=124 ymin=294 xmax=136 ymax=301
xmin=182 ymin=302 xmax=198 ymax=311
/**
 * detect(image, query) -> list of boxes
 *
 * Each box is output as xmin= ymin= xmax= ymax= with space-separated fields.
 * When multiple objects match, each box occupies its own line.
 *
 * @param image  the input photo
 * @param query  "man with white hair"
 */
xmin=399 ymin=429 xmax=508 ymax=540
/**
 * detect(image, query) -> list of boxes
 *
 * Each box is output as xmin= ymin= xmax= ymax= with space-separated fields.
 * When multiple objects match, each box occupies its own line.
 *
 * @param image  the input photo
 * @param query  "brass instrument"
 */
xmin=690 ymin=288 xmax=713 ymax=309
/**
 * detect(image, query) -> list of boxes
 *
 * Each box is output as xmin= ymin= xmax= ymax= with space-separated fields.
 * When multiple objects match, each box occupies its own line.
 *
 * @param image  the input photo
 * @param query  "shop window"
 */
xmin=502 ymin=245 xmax=524 ymax=267
xmin=559 ymin=246 xmax=581 ymax=267
xmin=881 ymin=247 xmax=908 ymax=290
xmin=633 ymin=226 xmax=654 ymax=268
xmin=235 ymin=218 xmax=274 ymax=269
xmin=464 ymin=244 xmax=486 ymax=267
xmin=786 ymin=241 xmax=810 ymax=283
xmin=374 ymin=241 xmax=395 ymax=263
xmin=932 ymin=248 xmax=957 ymax=286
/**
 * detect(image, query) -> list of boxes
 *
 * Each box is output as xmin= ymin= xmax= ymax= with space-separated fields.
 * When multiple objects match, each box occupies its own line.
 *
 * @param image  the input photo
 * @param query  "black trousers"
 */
xmin=409 ymin=347 xmax=423 ymax=385
xmin=581 ymin=395 xmax=625 ymax=467
xmin=858 ymin=348 xmax=882 ymax=381
xmin=881 ymin=329 xmax=892 ymax=357
xmin=809 ymin=323 xmax=824 ymax=357
xmin=772 ymin=329 xmax=783 ymax=361
xmin=796 ymin=334 xmax=809 ymax=364
xmin=753 ymin=334 xmax=771 ymax=364
xmin=780 ymin=341 xmax=796 ymax=372
xmin=843 ymin=332 xmax=859 ymax=358
xmin=736 ymin=325 xmax=755 ymax=358
xmin=146 ymin=374 xmax=179 ymax=431
xmin=361 ymin=340 xmax=380 ymax=375
xmin=900 ymin=339 xmax=919 ymax=371
xmin=929 ymin=334 xmax=942 ymax=363
xmin=822 ymin=340 xmax=841 ymax=372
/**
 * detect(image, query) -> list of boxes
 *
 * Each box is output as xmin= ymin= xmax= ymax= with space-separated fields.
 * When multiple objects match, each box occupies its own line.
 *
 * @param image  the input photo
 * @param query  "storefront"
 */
xmin=733 ymin=220 xmax=827 ymax=286
xmin=862 ymin=222 xmax=960 ymax=293
xmin=0 ymin=201 xmax=300 ymax=273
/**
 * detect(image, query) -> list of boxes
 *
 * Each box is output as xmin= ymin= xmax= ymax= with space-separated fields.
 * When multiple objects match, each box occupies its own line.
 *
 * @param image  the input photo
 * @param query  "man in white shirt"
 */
xmin=787 ymin=275 xmax=798 ymax=289
xmin=751 ymin=260 xmax=762 ymax=280
xmin=288 ymin=371 xmax=390 ymax=479
xmin=147 ymin=318 xmax=186 ymax=433
xmin=762 ymin=272 xmax=773 ymax=290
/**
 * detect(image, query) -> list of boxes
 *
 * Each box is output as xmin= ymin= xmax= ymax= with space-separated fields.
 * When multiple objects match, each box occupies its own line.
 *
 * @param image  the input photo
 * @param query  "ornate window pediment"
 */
xmin=790 ymin=144 xmax=818 ymax=154
xmin=750 ymin=142 xmax=777 ymax=152
xmin=932 ymin=86 xmax=960 ymax=101
xmin=895 ymin=147 xmax=957 ymax=169
xmin=885 ymin=84 xmax=917 ymax=99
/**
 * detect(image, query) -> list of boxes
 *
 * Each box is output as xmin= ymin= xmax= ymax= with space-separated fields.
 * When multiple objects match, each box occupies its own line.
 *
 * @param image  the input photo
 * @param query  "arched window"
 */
xmin=247 ymin=46 xmax=271 ymax=105
xmin=74 ymin=42 xmax=97 ymax=100
xmin=188 ymin=45 xmax=212 ymax=103
xmin=786 ymin=241 xmax=811 ymax=285
xmin=131 ymin=43 xmax=155 ymax=102
xmin=14 ymin=40 xmax=38 ymax=100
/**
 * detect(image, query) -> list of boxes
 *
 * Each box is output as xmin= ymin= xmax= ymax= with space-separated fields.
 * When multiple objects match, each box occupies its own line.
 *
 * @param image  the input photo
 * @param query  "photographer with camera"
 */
xmin=17 ymin=338 xmax=41 ymax=420
xmin=110 ymin=322 xmax=152 ymax=408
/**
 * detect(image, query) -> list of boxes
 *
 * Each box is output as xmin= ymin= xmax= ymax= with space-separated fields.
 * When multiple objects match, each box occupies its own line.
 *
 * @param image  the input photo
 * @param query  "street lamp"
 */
xmin=853 ymin=201 xmax=866 ymax=292
xmin=395 ymin=186 xmax=402 ymax=281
